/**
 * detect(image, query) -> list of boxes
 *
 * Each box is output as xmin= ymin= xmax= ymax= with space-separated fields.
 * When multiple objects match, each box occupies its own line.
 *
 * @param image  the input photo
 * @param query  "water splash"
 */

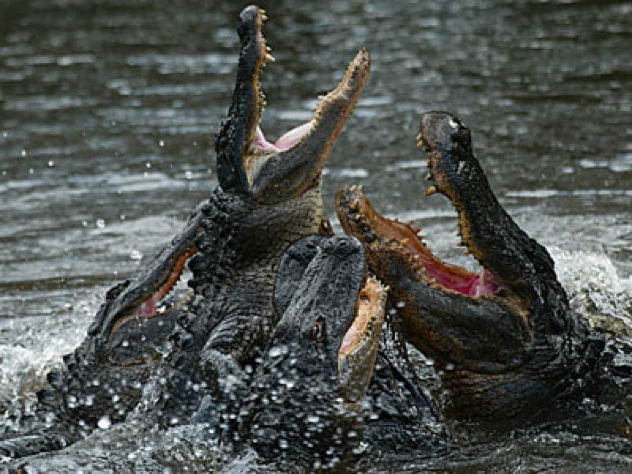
xmin=551 ymin=248 xmax=632 ymax=337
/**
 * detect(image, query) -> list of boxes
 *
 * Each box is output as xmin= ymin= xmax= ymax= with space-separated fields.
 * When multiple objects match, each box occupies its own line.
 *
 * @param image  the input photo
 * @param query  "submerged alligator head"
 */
xmin=241 ymin=235 xmax=386 ymax=471
xmin=336 ymin=112 xmax=608 ymax=424
xmin=0 ymin=6 xmax=369 ymax=459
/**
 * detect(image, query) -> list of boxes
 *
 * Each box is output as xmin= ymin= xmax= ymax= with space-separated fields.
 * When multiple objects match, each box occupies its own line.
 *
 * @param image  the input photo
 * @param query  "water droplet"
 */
xmin=21 ymin=149 xmax=27 ymax=157
xmin=96 ymin=219 xmax=105 ymax=229
xmin=158 ymin=140 xmax=165 ymax=147
xmin=146 ymin=162 xmax=152 ymax=168
xmin=47 ymin=160 xmax=55 ymax=168
xmin=97 ymin=416 xmax=111 ymax=429
xmin=185 ymin=170 xmax=193 ymax=180
xmin=130 ymin=250 xmax=143 ymax=261
xmin=268 ymin=346 xmax=286 ymax=358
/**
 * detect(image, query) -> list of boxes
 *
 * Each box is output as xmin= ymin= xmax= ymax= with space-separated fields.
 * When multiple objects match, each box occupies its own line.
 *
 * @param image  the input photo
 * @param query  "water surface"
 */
xmin=1 ymin=0 xmax=630 ymax=471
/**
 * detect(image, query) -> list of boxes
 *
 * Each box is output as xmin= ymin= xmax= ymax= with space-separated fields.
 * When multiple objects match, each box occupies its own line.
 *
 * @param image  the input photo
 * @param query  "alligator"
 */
xmin=0 ymin=5 xmax=370 ymax=459
xmin=336 ymin=111 xmax=631 ymax=429
xmin=232 ymin=234 xmax=387 ymax=472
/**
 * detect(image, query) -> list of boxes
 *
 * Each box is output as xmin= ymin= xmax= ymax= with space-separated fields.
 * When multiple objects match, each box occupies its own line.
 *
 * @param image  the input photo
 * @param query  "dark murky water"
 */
xmin=1 ymin=0 xmax=630 ymax=471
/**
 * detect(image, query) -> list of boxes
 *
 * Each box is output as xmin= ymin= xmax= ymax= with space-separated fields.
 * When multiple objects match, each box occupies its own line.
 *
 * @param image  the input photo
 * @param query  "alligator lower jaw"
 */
xmin=336 ymin=185 xmax=502 ymax=298
xmin=338 ymin=275 xmax=387 ymax=403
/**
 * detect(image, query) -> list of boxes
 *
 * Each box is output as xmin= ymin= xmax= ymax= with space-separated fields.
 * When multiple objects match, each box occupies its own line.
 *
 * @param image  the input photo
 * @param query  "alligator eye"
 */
xmin=310 ymin=317 xmax=326 ymax=342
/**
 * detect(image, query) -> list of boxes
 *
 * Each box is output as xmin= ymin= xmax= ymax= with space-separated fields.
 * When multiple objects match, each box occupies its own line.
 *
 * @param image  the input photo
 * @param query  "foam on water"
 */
xmin=551 ymin=248 xmax=632 ymax=337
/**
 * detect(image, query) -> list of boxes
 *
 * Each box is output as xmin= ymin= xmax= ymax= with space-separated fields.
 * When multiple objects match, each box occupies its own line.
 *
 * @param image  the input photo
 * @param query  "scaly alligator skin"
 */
xmin=0 ymin=6 xmax=369 ymax=459
xmin=337 ymin=112 xmax=631 ymax=428
xmin=236 ymin=235 xmax=387 ymax=472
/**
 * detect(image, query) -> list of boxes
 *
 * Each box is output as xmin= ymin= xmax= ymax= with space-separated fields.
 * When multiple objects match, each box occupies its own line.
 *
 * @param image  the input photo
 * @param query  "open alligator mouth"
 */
xmin=336 ymin=185 xmax=502 ymax=299
xmin=110 ymin=246 xmax=197 ymax=335
xmin=216 ymin=6 xmax=370 ymax=199
xmin=91 ymin=212 xmax=202 ymax=340
xmin=336 ymin=111 xmax=538 ymax=377
xmin=338 ymin=275 xmax=387 ymax=403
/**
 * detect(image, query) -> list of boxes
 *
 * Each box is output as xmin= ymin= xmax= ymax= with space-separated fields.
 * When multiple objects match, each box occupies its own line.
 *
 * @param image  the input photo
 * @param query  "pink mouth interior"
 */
xmin=391 ymin=225 xmax=501 ymax=298
xmin=429 ymin=266 xmax=500 ymax=297
xmin=254 ymin=122 xmax=313 ymax=152
xmin=138 ymin=295 xmax=159 ymax=317
xmin=133 ymin=247 xmax=197 ymax=319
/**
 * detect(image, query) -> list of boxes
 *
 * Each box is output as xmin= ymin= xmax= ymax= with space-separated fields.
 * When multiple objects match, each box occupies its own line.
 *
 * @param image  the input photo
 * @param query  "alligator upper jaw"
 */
xmin=415 ymin=110 xmax=560 ymax=301
xmin=216 ymin=6 xmax=370 ymax=202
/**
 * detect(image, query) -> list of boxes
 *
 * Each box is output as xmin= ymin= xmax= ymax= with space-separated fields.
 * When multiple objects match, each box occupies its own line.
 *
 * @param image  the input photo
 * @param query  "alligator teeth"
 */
xmin=425 ymin=173 xmax=433 ymax=182
xmin=265 ymin=53 xmax=276 ymax=62
xmin=416 ymin=132 xmax=424 ymax=148
xmin=425 ymin=186 xmax=437 ymax=196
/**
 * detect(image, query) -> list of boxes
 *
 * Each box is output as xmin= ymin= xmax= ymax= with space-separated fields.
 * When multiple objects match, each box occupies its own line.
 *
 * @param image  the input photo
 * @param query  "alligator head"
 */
xmin=242 ymin=235 xmax=386 ymax=470
xmin=0 ymin=6 xmax=369 ymax=458
xmin=336 ymin=112 xmax=601 ymax=424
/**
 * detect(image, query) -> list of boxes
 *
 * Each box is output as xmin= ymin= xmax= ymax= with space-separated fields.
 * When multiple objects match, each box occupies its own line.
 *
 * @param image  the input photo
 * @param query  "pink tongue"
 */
xmin=255 ymin=122 xmax=313 ymax=152
xmin=466 ymin=269 xmax=500 ymax=296
xmin=138 ymin=295 xmax=158 ymax=317
xmin=275 ymin=121 xmax=313 ymax=149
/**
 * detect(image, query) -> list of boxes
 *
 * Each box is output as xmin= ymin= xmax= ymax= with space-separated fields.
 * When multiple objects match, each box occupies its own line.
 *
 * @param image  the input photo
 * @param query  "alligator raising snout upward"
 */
xmin=0 ymin=5 xmax=370 ymax=459
xmin=234 ymin=235 xmax=386 ymax=471
xmin=337 ymin=111 xmax=631 ymax=429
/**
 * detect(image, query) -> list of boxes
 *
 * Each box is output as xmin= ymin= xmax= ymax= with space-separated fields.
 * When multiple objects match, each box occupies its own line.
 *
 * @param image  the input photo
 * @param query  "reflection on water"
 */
xmin=1 ymin=0 xmax=630 ymax=471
